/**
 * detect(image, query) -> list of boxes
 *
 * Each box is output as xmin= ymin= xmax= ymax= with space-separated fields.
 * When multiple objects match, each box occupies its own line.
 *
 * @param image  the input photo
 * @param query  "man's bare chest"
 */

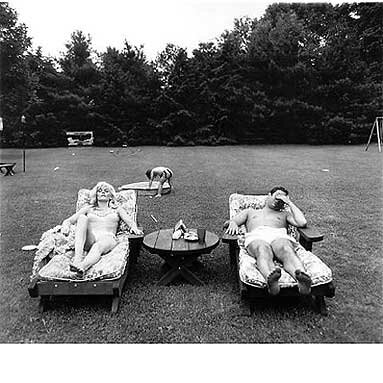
xmin=248 ymin=209 xmax=287 ymax=228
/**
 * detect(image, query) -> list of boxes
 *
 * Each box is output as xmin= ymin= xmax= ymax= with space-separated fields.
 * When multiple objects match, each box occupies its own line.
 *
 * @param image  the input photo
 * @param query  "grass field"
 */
xmin=0 ymin=145 xmax=382 ymax=343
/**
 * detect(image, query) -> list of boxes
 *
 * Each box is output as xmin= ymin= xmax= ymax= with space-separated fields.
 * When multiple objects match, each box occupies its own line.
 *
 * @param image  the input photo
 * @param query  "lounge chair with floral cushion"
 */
xmin=222 ymin=193 xmax=335 ymax=315
xmin=28 ymin=189 xmax=143 ymax=313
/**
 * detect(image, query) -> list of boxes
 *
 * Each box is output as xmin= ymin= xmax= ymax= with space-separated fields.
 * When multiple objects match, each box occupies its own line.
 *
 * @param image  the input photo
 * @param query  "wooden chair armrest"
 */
xmin=222 ymin=220 xmax=239 ymax=244
xmin=222 ymin=230 xmax=240 ymax=269
xmin=222 ymin=232 xmax=239 ymax=245
xmin=297 ymin=226 xmax=324 ymax=243
xmin=127 ymin=227 xmax=143 ymax=265
xmin=28 ymin=277 xmax=39 ymax=297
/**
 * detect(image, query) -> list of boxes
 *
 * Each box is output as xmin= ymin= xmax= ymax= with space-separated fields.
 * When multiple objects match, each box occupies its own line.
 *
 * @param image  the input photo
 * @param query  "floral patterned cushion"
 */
xmin=37 ymin=233 xmax=130 ymax=282
xmin=229 ymin=193 xmax=332 ymax=288
xmin=30 ymin=189 xmax=138 ymax=282
xmin=239 ymin=247 xmax=333 ymax=288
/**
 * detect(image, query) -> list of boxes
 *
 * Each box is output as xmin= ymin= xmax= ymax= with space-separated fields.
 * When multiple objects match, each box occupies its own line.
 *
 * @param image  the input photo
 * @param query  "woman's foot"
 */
xmin=267 ymin=268 xmax=281 ymax=295
xmin=295 ymin=270 xmax=312 ymax=295
xmin=69 ymin=263 xmax=85 ymax=278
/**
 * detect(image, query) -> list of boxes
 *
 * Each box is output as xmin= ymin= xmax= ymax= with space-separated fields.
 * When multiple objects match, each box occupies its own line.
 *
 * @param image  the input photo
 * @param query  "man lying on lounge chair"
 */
xmin=225 ymin=186 xmax=312 ymax=296
xmin=61 ymin=182 xmax=143 ymax=277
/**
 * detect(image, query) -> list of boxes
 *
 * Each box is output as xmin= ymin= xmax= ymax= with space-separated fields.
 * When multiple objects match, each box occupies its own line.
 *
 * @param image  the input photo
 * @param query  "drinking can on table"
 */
xmin=197 ymin=228 xmax=206 ymax=243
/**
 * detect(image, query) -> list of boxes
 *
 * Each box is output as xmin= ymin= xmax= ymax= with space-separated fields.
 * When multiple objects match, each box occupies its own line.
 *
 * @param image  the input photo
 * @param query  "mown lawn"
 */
xmin=0 ymin=145 xmax=381 ymax=343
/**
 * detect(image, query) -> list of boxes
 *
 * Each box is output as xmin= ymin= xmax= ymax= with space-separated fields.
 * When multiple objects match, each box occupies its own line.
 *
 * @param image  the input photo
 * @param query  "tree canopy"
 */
xmin=0 ymin=2 xmax=381 ymax=147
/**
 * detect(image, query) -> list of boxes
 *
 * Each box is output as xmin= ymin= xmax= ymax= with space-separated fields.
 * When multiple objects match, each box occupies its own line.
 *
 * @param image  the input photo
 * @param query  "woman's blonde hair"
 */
xmin=89 ymin=181 xmax=117 ymax=206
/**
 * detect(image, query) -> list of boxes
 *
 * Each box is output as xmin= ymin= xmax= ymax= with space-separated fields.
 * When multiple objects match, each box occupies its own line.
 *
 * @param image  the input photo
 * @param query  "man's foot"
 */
xmin=295 ymin=270 xmax=312 ymax=295
xmin=69 ymin=263 xmax=85 ymax=277
xmin=267 ymin=268 xmax=281 ymax=295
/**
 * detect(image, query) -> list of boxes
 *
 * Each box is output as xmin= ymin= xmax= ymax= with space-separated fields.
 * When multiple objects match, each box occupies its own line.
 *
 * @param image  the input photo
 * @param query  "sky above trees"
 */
xmin=8 ymin=0 xmax=339 ymax=61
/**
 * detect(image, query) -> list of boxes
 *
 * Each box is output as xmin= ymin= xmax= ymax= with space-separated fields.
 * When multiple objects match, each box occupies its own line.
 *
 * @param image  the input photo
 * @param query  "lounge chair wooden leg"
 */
xmin=314 ymin=295 xmax=328 ymax=316
xmin=129 ymin=245 xmax=138 ymax=265
xmin=229 ymin=243 xmax=237 ymax=270
xmin=39 ymin=297 xmax=48 ymax=313
xmin=111 ymin=296 xmax=120 ymax=314
xmin=249 ymin=302 xmax=256 ymax=316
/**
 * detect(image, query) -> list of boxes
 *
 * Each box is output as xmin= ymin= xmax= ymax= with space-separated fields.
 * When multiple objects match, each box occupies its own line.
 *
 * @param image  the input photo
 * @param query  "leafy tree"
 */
xmin=0 ymin=3 xmax=32 ymax=146
xmin=56 ymin=31 xmax=100 ymax=133
xmin=98 ymin=42 xmax=161 ymax=145
xmin=2 ymin=2 xmax=382 ymax=146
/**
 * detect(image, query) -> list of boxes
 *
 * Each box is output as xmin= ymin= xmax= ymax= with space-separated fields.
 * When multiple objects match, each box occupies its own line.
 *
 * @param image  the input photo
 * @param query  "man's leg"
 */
xmin=271 ymin=239 xmax=311 ymax=295
xmin=247 ymin=240 xmax=281 ymax=295
xmin=78 ymin=236 xmax=117 ymax=272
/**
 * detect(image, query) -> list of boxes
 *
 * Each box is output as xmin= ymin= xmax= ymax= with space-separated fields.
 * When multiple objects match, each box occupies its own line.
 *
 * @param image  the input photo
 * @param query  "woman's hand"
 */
xmin=130 ymin=226 xmax=143 ymax=235
xmin=61 ymin=220 xmax=71 ymax=235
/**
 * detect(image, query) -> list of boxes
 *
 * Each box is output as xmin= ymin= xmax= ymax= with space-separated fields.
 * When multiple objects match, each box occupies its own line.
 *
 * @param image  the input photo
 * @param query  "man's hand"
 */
xmin=276 ymin=194 xmax=291 ymax=206
xmin=226 ymin=220 xmax=239 ymax=235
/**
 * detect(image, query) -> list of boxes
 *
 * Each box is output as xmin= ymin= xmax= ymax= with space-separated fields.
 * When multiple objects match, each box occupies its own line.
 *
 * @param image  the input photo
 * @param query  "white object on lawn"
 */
xmin=150 ymin=214 xmax=158 ymax=223
xmin=22 ymin=245 xmax=38 ymax=251
xmin=119 ymin=181 xmax=170 ymax=191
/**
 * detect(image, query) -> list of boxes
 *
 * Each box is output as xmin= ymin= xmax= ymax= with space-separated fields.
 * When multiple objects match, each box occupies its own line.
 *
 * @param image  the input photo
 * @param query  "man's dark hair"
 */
xmin=145 ymin=169 xmax=152 ymax=179
xmin=269 ymin=186 xmax=289 ymax=195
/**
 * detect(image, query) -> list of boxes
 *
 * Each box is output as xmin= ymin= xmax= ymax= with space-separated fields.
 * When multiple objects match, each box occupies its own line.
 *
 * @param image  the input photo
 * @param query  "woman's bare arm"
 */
xmin=117 ymin=207 xmax=143 ymax=235
xmin=61 ymin=205 xmax=90 ymax=234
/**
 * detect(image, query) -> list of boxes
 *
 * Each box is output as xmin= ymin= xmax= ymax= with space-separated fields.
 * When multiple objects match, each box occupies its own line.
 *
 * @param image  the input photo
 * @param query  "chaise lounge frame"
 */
xmin=28 ymin=191 xmax=144 ymax=314
xmin=222 ymin=194 xmax=335 ymax=316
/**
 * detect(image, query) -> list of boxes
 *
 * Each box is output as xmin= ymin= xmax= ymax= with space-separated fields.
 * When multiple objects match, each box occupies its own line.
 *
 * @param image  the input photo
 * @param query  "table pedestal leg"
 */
xmin=158 ymin=254 xmax=205 ymax=286
xmin=179 ymin=267 xmax=204 ymax=286
xmin=158 ymin=267 xmax=183 ymax=286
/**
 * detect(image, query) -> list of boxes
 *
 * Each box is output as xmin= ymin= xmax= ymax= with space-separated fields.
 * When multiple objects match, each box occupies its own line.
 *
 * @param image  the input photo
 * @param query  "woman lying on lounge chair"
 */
xmin=61 ymin=182 xmax=143 ymax=277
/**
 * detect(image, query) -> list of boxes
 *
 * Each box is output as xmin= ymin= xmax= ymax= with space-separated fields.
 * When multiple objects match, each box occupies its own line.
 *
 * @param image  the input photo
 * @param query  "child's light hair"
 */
xmin=89 ymin=181 xmax=117 ymax=206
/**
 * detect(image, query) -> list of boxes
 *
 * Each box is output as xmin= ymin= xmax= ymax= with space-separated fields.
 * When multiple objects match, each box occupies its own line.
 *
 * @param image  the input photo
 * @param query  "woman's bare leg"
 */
xmin=77 ymin=236 xmax=117 ymax=271
xmin=72 ymin=214 xmax=89 ymax=265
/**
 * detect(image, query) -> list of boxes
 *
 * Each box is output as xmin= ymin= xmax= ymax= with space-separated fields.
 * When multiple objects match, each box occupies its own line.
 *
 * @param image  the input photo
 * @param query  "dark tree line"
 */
xmin=0 ymin=2 xmax=382 ymax=147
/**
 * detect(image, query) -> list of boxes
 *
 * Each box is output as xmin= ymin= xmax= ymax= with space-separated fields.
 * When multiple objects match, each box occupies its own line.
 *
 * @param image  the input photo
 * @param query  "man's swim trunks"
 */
xmin=244 ymin=226 xmax=296 ymax=248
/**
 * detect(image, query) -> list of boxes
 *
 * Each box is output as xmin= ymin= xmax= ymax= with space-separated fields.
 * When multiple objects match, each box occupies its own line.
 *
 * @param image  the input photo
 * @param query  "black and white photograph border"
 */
xmin=0 ymin=0 xmax=381 ymax=375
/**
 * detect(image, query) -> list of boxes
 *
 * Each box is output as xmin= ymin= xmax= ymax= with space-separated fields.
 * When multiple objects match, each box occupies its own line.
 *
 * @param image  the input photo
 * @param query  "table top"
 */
xmin=143 ymin=229 xmax=220 ymax=256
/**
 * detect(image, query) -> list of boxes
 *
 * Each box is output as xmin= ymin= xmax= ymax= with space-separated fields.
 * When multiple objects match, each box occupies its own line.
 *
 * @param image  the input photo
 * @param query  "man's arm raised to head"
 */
xmin=285 ymin=201 xmax=307 ymax=228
